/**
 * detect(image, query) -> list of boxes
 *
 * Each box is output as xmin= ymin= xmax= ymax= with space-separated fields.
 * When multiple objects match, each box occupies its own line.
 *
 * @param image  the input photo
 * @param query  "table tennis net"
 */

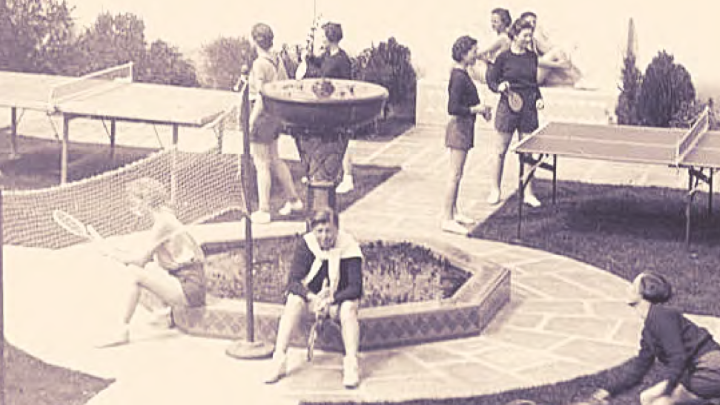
xmin=676 ymin=107 xmax=711 ymax=161
xmin=2 ymin=147 xmax=247 ymax=249
xmin=48 ymin=62 xmax=134 ymax=106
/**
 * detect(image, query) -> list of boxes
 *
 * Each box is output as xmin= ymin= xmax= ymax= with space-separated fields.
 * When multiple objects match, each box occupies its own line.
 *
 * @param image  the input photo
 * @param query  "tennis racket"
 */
xmin=307 ymin=278 xmax=331 ymax=361
xmin=52 ymin=209 xmax=102 ymax=241
xmin=506 ymin=87 xmax=524 ymax=113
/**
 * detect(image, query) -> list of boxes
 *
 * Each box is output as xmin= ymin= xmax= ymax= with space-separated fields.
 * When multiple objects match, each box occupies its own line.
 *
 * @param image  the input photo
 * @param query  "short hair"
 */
xmin=491 ymin=8 xmax=512 ymax=29
xmin=451 ymin=35 xmax=477 ymax=62
xmin=126 ymin=178 xmax=170 ymax=210
xmin=308 ymin=208 xmax=338 ymax=229
xmin=507 ymin=19 xmax=535 ymax=40
xmin=519 ymin=11 xmax=537 ymax=20
xmin=252 ymin=23 xmax=274 ymax=50
xmin=637 ymin=272 xmax=673 ymax=304
xmin=322 ymin=22 xmax=343 ymax=43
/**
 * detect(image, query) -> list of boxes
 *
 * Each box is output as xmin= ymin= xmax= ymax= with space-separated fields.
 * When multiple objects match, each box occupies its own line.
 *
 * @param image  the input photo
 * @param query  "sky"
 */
xmin=68 ymin=0 xmax=720 ymax=97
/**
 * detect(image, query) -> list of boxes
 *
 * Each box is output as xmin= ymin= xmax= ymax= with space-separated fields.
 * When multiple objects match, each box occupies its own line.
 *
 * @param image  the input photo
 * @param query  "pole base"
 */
xmin=226 ymin=340 xmax=274 ymax=360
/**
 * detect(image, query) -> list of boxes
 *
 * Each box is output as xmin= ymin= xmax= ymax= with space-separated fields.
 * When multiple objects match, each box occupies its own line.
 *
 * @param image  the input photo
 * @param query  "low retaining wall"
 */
xmin=173 ymin=238 xmax=510 ymax=352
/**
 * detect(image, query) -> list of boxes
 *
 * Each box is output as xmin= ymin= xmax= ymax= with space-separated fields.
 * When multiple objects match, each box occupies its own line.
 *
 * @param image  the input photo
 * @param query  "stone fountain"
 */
xmin=261 ymin=78 xmax=388 ymax=216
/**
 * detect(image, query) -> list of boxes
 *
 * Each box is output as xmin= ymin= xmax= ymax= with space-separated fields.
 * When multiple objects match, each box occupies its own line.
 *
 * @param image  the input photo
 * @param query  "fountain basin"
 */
xmin=261 ymin=79 xmax=388 ymax=130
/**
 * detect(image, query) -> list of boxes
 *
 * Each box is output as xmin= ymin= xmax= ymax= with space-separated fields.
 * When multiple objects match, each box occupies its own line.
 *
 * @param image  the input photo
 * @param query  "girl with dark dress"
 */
xmin=592 ymin=272 xmax=720 ymax=405
xmin=486 ymin=18 xmax=544 ymax=207
xmin=304 ymin=22 xmax=356 ymax=194
xmin=442 ymin=35 xmax=492 ymax=236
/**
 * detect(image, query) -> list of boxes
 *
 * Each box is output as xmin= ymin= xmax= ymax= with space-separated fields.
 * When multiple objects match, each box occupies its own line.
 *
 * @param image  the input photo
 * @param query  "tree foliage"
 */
xmin=2 ymin=0 xmax=77 ymax=74
xmin=199 ymin=37 xmax=255 ymax=90
xmin=615 ymin=53 xmax=642 ymax=125
xmin=76 ymin=12 xmax=147 ymax=75
xmin=139 ymin=40 xmax=199 ymax=87
xmin=637 ymin=51 xmax=696 ymax=127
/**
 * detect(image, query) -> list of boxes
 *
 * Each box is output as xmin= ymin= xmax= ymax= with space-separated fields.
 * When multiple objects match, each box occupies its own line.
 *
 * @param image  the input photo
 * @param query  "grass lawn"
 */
xmin=4 ymin=340 xmax=114 ymax=405
xmin=471 ymin=179 xmax=720 ymax=317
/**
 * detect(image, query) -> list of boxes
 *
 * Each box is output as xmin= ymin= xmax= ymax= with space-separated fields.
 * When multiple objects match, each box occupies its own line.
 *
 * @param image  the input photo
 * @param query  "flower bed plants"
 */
xmin=204 ymin=236 xmax=471 ymax=309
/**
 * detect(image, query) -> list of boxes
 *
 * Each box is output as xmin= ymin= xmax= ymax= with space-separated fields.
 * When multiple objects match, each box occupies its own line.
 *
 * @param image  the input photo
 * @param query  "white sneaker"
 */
xmin=487 ymin=189 xmax=501 ymax=205
xmin=265 ymin=351 xmax=287 ymax=384
xmin=454 ymin=213 xmax=475 ymax=225
xmin=95 ymin=325 xmax=130 ymax=348
xmin=278 ymin=200 xmax=304 ymax=216
xmin=441 ymin=220 xmax=469 ymax=236
xmin=524 ymin=194 xmax=542 ymax=208
xmin=342 ymin=355 xmax=360 ymax=389
xmin=250 ymin=210 xmax=271 ymax=224
xmin=336 ymin=175 xmax=354 ymax=194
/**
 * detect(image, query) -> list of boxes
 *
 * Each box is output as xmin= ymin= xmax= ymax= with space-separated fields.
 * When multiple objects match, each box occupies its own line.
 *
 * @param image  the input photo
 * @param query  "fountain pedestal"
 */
xmin=261 ymin=78 xmax=388 ymax=217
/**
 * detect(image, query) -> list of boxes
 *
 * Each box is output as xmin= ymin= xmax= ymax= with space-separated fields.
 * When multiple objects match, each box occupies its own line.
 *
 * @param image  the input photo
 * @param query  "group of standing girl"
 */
xmin=442 ymin=12 xmax=543 ymax=236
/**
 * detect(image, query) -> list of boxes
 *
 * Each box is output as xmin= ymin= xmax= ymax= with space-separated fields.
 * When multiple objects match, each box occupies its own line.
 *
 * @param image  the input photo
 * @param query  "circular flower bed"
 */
xmin=204 ymin=237 xmax=471 ymax=309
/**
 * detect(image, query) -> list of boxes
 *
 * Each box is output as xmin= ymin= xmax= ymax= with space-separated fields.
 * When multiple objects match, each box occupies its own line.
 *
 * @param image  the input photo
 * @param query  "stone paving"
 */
xmin=3 ymin=111 xmax=720 ymax=405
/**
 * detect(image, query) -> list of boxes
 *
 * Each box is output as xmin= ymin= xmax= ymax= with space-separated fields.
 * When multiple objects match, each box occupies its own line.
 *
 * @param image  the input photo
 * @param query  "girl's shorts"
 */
xmin=445 ymin=115 xmax=475 ymax=150
xmin=494 ymin=95 xmax=539 ymax=134
xmin=170 ymin=261 xmax=206 ymax=307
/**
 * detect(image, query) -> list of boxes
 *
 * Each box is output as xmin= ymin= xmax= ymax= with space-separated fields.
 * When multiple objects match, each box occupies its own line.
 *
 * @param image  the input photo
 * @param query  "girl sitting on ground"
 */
xmin=591 ymin=272 xmax=720 ymax=405
xmin=96 ymin=177 xmax=206 ymax=347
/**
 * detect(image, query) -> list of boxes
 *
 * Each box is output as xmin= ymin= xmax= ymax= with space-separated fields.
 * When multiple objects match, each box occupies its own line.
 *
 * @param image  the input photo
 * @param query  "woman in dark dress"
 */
xmin=442 ymin=35 xmax=491 ymax=236
xmin=486 ymin=18 xmax=544 ymax=207
xmin=592 ymin=272 xmax=720 ymax=405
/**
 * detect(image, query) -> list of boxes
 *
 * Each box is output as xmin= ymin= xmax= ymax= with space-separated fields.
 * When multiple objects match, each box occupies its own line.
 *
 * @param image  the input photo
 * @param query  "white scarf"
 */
xmin=302 ymin=230 xmax=362 ymax=296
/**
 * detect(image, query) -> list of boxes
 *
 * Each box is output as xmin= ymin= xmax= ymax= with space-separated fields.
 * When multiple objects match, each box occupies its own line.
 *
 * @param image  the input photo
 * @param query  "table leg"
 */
xmin=552 ymin=154 xmax=557 ymax=205
xmin=517 ymin=155 xmax=525 ymax=240
xmin=686 ymin=170 xmax=693 ymax=248
xmin=709 ymin=170 xmax=714 ymax=216
xmin=61 ymin=114 xmax=70 ymax=184
xmin=109 ymin=119 xmax=116 ymax=159
xmin=10 ymin=107 xmax=18 ymax=158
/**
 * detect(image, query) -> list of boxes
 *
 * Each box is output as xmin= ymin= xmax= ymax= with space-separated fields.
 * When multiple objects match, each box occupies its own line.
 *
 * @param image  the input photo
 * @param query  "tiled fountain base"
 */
xmin=173 ymin=243 xmax=510 ymax=352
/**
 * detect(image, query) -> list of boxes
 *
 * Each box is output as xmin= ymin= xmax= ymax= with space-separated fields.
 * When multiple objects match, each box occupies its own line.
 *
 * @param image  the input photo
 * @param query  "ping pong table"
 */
xmin=0 ymin=63 xmax=239 ymax=183
xmin=514 ymin=107 xmax=717 ymax=246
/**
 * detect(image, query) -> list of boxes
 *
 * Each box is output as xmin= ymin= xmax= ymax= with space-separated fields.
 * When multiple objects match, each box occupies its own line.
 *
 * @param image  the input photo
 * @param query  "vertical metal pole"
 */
xmin=61 ymin=114 xmax=70 ymax=184
xmin=10 ymin=107 xmax=17 ymax=158
xmin=240 ymin=71 xmax=255 ymax=343
xmin=0 ymin=191 xmax=5 ymax=405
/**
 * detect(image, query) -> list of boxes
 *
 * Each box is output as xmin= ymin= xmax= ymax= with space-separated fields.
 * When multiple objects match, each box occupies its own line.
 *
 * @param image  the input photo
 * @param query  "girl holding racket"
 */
xmin=486 ymin=18 xmax=544 ymax=207
xmin=441 ymin=35 xmax=492 ymax=236
xmin=96 ymin=177 xmax=206 ymax=347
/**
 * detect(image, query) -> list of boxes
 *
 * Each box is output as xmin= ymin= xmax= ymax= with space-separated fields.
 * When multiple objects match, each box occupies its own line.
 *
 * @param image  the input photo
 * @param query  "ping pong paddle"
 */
xmin=507 ymin=87 xmax=523 ymax=113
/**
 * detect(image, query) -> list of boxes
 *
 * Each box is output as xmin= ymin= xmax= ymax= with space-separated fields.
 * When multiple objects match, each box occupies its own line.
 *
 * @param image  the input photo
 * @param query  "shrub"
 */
xmin=637 ymin=51 xmax=695 ymax=127
xmin=615 ymin=53 xmax=642 ymax=125
xmin=352 ymin=37 xmax=417 ymax=118
xmin=138 ymin=40 xmax=199 ymax=87
xmin=199 ymin=36 xmax=255 ymax=90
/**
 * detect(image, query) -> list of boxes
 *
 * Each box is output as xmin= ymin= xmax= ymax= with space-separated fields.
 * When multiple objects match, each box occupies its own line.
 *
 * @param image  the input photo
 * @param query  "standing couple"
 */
xmin=442 ymin=17 xmax=543 ymax=236
xmin=246 ymin=21 xmax=355 ymax=225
